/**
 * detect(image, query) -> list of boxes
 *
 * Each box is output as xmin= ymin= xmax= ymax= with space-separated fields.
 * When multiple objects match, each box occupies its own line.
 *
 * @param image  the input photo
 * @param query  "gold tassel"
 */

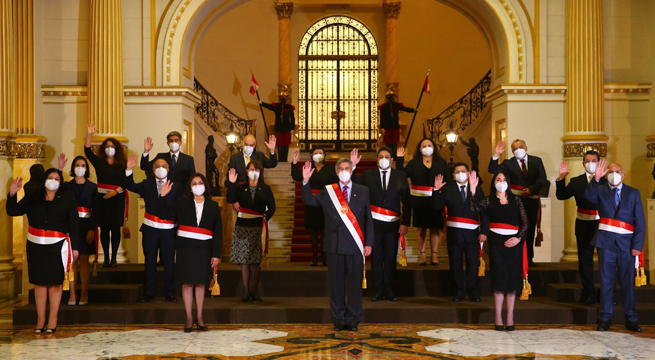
xmin=93 ymin=261 xmax=98 ymax=277
xmin=519 ymin=279 xmax=529 ymax=300
xmin=478 ymin=258 xmax=486 ymax=277
xmin=640 ymin=268 xmax=647 ymax=286
xmin=398 ymin=250 xmax=407 ymax=267
xmin=262 ymin=254 xmax=269 ymax=269
xmin=63 ymin=272 xmax=70 ymax=291
xmin=526 ymin=280 xmax=532 ymax=295
xmin=362 ymin=269 xmax=367 ymax=289
xmin=68 ymin=269 xmax=74 ymax=283
xmin=210 ymin=274 xmax=221 ymax=296
xmin=635 ymin=270 xmax=642 ymax=287
xmin=122 ymin=224 xmax=131 ymax=239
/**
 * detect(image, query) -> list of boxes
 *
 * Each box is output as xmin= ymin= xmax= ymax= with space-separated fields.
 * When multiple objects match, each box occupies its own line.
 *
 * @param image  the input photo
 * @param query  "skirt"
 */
xmin=26 ymin=240 xmax=65 ymax=286
xmin=383 ymin=128 xmax=400 ymax=144
xmin=412 ymin=203 xmax=445 ymax=229
xmin=230 ymin=225 xmax=262 ymax=264
xmin=176 ymin=246 xmax=212 ymax=284
xmin=275 ymin=131 xmax=292 ymax=147
xmin=488 ymin=234 xmax=523 ymax=294
xmin=98 ymin=192 xmax=126 ymax=228
xmin=78 ymin=220 xmax=97 ymax=256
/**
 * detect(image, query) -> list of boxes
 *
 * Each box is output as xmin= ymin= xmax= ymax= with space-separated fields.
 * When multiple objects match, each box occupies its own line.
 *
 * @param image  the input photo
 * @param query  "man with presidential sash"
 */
xmin=586 ymin=160 xmax=645 ymax=332
xmin=301 ymin=158 xmax=374 ymax=332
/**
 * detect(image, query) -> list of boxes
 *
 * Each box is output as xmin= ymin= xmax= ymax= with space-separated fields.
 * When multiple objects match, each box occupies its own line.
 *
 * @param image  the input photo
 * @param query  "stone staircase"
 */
xmin=264 ymin=162 xmax=295 ymax=263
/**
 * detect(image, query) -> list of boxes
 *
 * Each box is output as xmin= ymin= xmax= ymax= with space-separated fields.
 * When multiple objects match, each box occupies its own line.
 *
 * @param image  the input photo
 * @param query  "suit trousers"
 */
xmin=371 ymin=232 xmax=398 ymax=295
xmin=522 ymin=197 xmax=539 ymax=261
xmin=447 ymin=237 xmax=480 ymax=298
xmin=327 ymin=252 xmax=363 ymax=327
xmin=576 ymin=232 xmax=596 ymax=298
xmin=142 ymin=228 xmax=176 ymax=297
xmin=597 ymin=242 xmax=637 ymax=322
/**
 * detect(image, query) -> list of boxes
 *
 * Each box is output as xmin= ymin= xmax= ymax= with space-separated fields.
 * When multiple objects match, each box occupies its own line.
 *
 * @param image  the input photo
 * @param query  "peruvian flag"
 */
xmin=422 ymin=74 xmax=431 ymax=94
xmin=249 ymin=74 xmax=259 ymax=95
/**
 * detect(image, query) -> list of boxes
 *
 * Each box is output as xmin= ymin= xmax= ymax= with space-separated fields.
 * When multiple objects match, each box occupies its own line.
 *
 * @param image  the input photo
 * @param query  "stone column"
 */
xmin=560 ymin=0 xmax=607 ymax=262
xmin=275 ymin=1 xmax=293 ymax=97
xmin=382 ymin=1 xmax=401 ymax=94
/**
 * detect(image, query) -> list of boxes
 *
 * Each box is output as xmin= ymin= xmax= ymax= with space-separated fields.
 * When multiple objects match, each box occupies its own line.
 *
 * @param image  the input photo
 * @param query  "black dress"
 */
xmin=66 ymin=179 xmax=99 ymax=255
xmin=396 ymin=156 xmax=451 ymax=228
xmin=159 ymin=196 xmax=223 ymax=284
xmin=472 ymin=195 xmax=528 ymax=294
xmin=84 ymin=147 xmax=126 ymax=228
xmin=291 ymin=162 xmax=338 ymax=230
xmin=6 ymin=190 xmax=80 ymax=286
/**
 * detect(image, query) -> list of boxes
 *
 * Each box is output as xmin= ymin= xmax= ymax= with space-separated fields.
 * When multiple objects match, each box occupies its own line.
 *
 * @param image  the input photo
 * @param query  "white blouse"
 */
xmin=194 ymin=199 xmax=204 ymax=226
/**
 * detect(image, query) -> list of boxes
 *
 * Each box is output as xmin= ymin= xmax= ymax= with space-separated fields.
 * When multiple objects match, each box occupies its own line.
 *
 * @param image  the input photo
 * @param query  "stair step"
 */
xmin=547 ymin=283 xmax=655 ymax=303
xmin=28 ymin=284 xmax=142 ymax=304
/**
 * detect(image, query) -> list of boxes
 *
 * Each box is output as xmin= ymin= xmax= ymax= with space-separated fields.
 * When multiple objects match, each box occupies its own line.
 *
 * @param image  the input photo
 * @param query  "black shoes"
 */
xmin=240 ymin=295 xmax=250 ymax=302
xmin=372 ymin=292 xmax=398 ymax=301
xmin=625 ymin=321 xmax=642 ymax=332
xmin=334 ymin=325 xmax=343 ymax=332
xmin=471 ymin=297 xmax=482 ymax=302
xmin=310 ymin=261 xmax=317 ymax=267
xmin=453 ymin=296 xmax=464 ymax=302
xmin=139 ymin=295 xmax=154 ymax=303
xmin=184 ymin=327 xmax=192 ymax=333
xmin=196 ymin=324 xmax=209 ymax=331
xmin=505 ymin=325 xmax=515 ymax=331
xmin=45 ymin=328 xmax=56 ymax=334
xmin=371 ymin=293 xmax=384 ymax=301
xmin=597 ymin=321 xmax=611 ymax=331
xmin=495 ymin=325 xmax=504 ymax=331
xmin=110 ymin=260 xmax=117 ymax=268
xmin=386 ymin=292 xmax=398 ymax=302
xmin=250 ymin=294 xmax=262 ymax=302
xmin=165 ymin=295 xmax=177 ymax=302
xmin=346 ymin=324 xmax=358 ymax=332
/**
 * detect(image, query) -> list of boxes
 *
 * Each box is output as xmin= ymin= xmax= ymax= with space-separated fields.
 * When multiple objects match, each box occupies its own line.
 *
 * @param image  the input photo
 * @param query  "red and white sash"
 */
xmin=177 ymin=225 xmax=213 ymax=241
xmin=599 ymin=217 xmax=634 ymax=235
xmin=490 ymin=222 xmax=519 ymax=236
xmin=326 ymin=183 xmax=365 ymax=261
xmin=97 ymin=183 xmax=118 ymax=194
xmin=447 ymin=216 xmax=480 ymax=230
xmin=238 ymin=208 xmax=269 ymax=254
xmin=371 ymin=205 xmax=401 ymax=222
xmin=577 ymin=207 xmax=599 ymax=221
xmin=410 ymin=185 xmax=433 ymax=197
xmin=143 ymin=212 xmax=175 ymax=230
xmin=77 ymin=206 xmax=91 ymax=218
xmin=27 ymin=226 xmax=72 ymax=275
xmin=510 ymin=184 xmax=539 ymax=199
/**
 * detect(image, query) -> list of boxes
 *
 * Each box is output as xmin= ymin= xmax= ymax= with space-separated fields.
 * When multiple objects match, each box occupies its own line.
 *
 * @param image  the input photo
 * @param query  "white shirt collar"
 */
xmin=516 ymin=154 xmax=528 ymax=165
xmin=170 ymin=151 xmax=180 ymax=157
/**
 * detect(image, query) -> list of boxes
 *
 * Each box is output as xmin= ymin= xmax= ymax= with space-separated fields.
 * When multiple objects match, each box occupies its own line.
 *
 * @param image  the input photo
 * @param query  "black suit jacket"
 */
xmin=227 ymin=151 xmax=278 ymax=184
xmin=488 ymin=155 xmax=547 ymax=195
xmin=123 ymin=173 xmax=180 ymax=233
xmin=556 ymin=173 xmax=605 ymax=237
xmin=302 ymin=182 xmax=374 ymax=255
xmin=433 ymin=182 xmax=489 ymax=244
xmin=159 ymin=196 xmax=223 ymax=257
xmin=226 ymin=182 xmax=276 ymax=227
xmin=353 ymin=168 xmax=411 ymax=234
xmin=141 ymin=152 xmax=196 ymax=185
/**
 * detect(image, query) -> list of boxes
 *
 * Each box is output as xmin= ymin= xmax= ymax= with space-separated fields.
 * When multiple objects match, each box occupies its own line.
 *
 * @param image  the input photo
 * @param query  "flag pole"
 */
xmin=252 ymin=70 xmax=270 ymax=138
xmin=404 ymin=69 xmax=430 ymax=148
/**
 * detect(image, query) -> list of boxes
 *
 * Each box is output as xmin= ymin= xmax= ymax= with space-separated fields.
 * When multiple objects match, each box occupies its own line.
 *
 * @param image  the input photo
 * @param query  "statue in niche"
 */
xmin=205 ymin=135 xmax=221 ymax=195
xmin=460 ymin=137 xmax=480 ymax=172
xmin=651 ymin=163 xmax=655 ymax=199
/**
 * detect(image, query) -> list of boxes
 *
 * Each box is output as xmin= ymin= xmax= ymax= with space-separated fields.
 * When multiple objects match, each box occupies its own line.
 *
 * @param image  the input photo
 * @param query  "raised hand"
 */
xmin=292 ymin=149 xmax=299 ymax=164
xmin=160 ymin=180 xmax=173 ymax=197
xmin=302 ymin=161 xmax=315 ymax=183
xmin=228 ymin=168 xmax=238 ymax=183
xmin=265 ymin=135 xmax=277 ymax=153
xmin=57 ymin=153 xmax=68 ymax=171
xmin=87 ymin=121 xmax=96 ymax=136
xmin=469 ymin=170 xmax=479 ymax=195
xmin=494 ymin=140 xmax=505 ymax=157
xmin=9 ymin=177 xmax=23 ymax=196
xmin=350 ymin=148 xmax=362 ymax=167
xmin=595 ymin=159 xmax=608 ymax=182
xmin=144 ymin=137 xmax=154 ymax=153
xmin=433 ymin=174 xmax=445 ymax=191
xmin=558 ymin=160 xmax=571 ymax=180
xmin=396 ymin=147 xmax=405 ymax=158
xmin=126 ymin=154 xmax=137 ymax=171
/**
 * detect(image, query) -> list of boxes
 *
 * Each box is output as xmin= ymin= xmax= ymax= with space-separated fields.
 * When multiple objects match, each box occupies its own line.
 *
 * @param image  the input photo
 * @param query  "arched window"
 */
xmin=298 ymin=16 xmax=379 ymax=152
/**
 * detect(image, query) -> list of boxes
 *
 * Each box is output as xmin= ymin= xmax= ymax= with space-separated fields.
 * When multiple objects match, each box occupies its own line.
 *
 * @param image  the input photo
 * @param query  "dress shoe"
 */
xmin=240 ymin=295 xmax=250 ymax=302
xmin=386 ymin=292 xmax=398 ymax=302
xmin=505 ymin=325 xmax=515 ymax=331
xmin=196 ymin=324 xmax=209 ymax=331
xmin=101 ymin=261 xmax=111 ymax=268
xmin=494 ymin=324 xmax=504 ymax=331
xmin=528 ymin=261 xmax=537 ymax=267
xmin=164 ymin=295 xmax=177 ymax=302
xmin=34 ymin=327 xmax=45 ymax=334
xmin=183 ymin=327 xmax=193 ymax=333
xmin=110 ymin=260 xmax=117 ymax=268
xmin=250 ymin=294 xmax=262 ymax=302
xmin=310 ymin=261 xmax=317 ymax=267
xmin=470 ymin=297 xmax=482 ymax=302
xmin=139 ymin=295 xmax=154 ymax=303
xmin=453 ymin=296 xmax=464 ymax=302
xmin=582 ymin=296 xmax=595 ymax=306
xmin=346 ymin=324 xmax=358 ymax=332
xmin=333 ymin=326 xmax=343 ymax=332
xmin=625 ymin=321 xmax=642 ymax=332
xmin=597 ymin=321 xmax=611 ymax=331
xmin=45 ymin=328 xmax=57 ymax=334
xmin=371 ymin=293 xmax=384 ymax=301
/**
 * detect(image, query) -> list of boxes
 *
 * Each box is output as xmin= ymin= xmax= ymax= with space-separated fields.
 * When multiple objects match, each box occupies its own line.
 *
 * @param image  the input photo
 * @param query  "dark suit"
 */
xmin=141 ymin=151 xmax=196 ymax=185
xmin=302 ymin=181 xmax=374 ymax=328
xmin=488 ymin=154 xmax=546 ymax=262
xmin=556 ymin=173 xmax=604 ymax=300
xmin=433 ymin=182 xmax=489 ymax=299
xmin=227 ymin=151 xmax=278 ymax=184
xmin=353 ymin=168 xmax=410 ymax=296
xmin=124 ymin=173 xmax=180 ymax=298
xmin=586 ymin=180 xmax=645 ymax=322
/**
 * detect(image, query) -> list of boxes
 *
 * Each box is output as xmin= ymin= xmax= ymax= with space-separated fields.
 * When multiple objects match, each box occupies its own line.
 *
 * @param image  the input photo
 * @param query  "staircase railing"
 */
xmin=193 ymin=78 xmax=254 ymax=140
xmin=424 ymin=70 xmax=491 ymax=148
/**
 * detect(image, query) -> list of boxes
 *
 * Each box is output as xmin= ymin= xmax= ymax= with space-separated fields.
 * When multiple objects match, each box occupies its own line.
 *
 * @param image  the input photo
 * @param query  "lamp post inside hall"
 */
xmin=445 ymin=122 xmax=459 ymax=171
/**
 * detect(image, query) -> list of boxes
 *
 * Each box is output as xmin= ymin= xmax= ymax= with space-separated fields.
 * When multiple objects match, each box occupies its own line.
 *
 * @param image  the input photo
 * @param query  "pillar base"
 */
xmin=0 ymin=270 xmax=16 ymax=298
xmin=560 ymin=247 xmax=579 ymax=262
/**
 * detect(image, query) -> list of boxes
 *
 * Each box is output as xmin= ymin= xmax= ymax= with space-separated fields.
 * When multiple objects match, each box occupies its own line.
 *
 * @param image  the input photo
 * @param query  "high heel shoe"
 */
xmin=250 ymin=294 xmax=262 ymax=302
xmin=183 ymin=326 xmax=193 ymax=333
xmin=431 ymin=252 xmax=440 ymax=266
xmin=240 ymin=295 xmax=251 ymax=302
xmin=45 ymin=328 xmax=56 ymax=334
xmin=34 ymin=327 xmax=45 ymax=334
xmin=505 ymin=324 xmax=515 ymax=331
xmin=196 ymin=323 xmax=208 ymax=331
xmin=418 ymin=251 xmax=427 ymax=266
xmin=494 ymin=324 xmax=504 ymax=331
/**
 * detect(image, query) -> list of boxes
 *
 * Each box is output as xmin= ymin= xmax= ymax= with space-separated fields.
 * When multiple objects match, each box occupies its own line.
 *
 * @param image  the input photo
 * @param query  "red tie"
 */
xmin=342 ymin=185 xmax=349 ymax=202
xmin=520 ymin=159 xmax=528 ymax=177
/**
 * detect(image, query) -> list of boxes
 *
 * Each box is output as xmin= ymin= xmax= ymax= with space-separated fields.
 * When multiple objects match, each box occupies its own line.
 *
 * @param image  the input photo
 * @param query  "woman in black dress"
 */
xmin=470 ymin=170 xmax=528 ymax=331
xmin=160 ymin=173 xmax=222 ymax=332
xmin=227 ymin=160 xmax=275 ymax=302
xmin=291 ymin=147 xmax=338 ymax=266
xmin=84 ymin=121 xmax=127 ymax=267
xmin=396 ymin=138 xmax=451 ymax=265
xmin=66 ymin=156 xmax=98 ymax=306
xmin=7 ymin=169 xmax=80 ymax=333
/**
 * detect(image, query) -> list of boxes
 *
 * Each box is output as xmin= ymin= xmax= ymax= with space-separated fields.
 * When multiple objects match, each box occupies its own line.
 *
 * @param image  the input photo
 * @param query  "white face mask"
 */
xmin=74 ymin=167 xmax=86 ymax=177
xmin=455 ymin=172 xmax=468 ymax=183
xmin=154 ymin=167 xmax=168 ymax=179
xmin=169 ymin=142 xmax=180 ymax=152
xmin=513 ymin=148 xmax=526 ymax=160
xmin=421 ymin=146 xmax=434 ymax=156
xmin=584 ymin=162 xmax=597 ymax=174
xmin=105 ymin=147 xmax=116 ymax=157
xmin=243 ymin=146 xmax=254 ymax=156
xmin=248 ymin=170 xmax=260 ymax=180
xmin=495 ymin=181 xmax=508 ymax=193
xmin=313 ymin=154 xmax=324 ymax=163
xmin=338 ymin=170 xmax=351 ymax=183
xmin=192 ymin=185 xmax=205 ymax=196
xmin=378 ymin=158 xmax=390 ymax=170
xmin=45 ymin=179 xmax=60 ymax=191
xmin=608 ymin=172 xmax=622 ymax=186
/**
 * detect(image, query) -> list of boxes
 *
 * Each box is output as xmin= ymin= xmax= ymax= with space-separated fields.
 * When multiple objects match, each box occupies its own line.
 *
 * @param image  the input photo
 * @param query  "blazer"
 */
xmin=66 ymin=179 xmax=99 ymax=230
xmin=433 ymin=182 xmax=489 ymax=244
xmin=159 ymin=196 xmax=223 ymax=257
xmin=302 ymin=182 xmax=375 ymax=255
xmin=556 ymin=173 xmax=605 ymax=236
xmin=488 ymin=154 xmax=547 ymax=196
xmin=227 ymin=151 xmax=278 ymax=184
xmin=226 ymin=181 xmax=276 ymax=227
xmin=141 ymin=151 xmax=196 ymax=185
xmin=585 ymin=180 xmax=645 ymax=253
xmin=123 ymin=173 xmax=180 ymax=232
xmin=396 ymin=156 xmax=452 ymax=208
xmin=353 ymin=167 xmax=411 ymax=234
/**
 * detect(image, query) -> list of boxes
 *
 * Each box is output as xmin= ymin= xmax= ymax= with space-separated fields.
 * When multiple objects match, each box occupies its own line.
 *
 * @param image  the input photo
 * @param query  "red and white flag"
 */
xmin=249 ymin=74 xmax=259 ymax=95
xmin=422 ymin=74 xmax=431 ymax=94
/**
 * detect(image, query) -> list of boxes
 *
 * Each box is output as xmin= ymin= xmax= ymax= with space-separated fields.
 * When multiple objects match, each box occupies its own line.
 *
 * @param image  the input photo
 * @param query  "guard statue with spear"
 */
xmin=378 ymin=84 xmax=416 ymax=157
xmin=258 ymin=84 xmax=295 ymax=162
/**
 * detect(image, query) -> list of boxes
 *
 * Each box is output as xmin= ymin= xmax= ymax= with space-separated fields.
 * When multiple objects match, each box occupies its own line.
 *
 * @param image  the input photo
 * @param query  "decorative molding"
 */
xmin=497 ymin=0 xmax=526 ymax=82
xmin=648 ymin=143 xmax=655 ymax=158
xmin=604 ymin=83 xmax=651 ymax=101
xmin=41 ymin=86 xmax=201 ymax=105
xmin=0 ymin=140 xmax=10 ymax=156
xmin=164 ymin=0 xmax=193 ymax=85
xmin=563 ymin=142 xmax=607 ymax=158
xmin=382 ymin=1 xmax=401 ymax=19
xmin=11 ymin=142 xmax=45 ymax=159
xmin=274 ymin=1 xmax=294 ymax=19
xmin=485 ymin=84 xmax=566 ymax=103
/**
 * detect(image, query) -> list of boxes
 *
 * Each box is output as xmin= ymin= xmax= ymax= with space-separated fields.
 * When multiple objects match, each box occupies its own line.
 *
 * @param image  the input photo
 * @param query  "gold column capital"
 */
xmin=382 ymin=1 xmax=401 ymax=19
xmin=647 ymin=134 xmax=655 ymax=158
xmin=275 ymin=1 xmax=294 ymax=19
xmin=562 ymin=142 xmax=607 ymax=159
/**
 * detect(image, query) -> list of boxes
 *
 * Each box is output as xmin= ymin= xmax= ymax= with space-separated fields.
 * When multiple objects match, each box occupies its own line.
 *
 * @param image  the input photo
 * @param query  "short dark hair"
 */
xmin=377 ymin=146 xmax=393 ymax=157
xmin=247 ymin=159 xmax=264 ymax=173
xmin=167 ymin=131 xmax=182 ymax=141
xmin=310 ymin=146 xmax=326 ymax=156
xmin=69 ymin=156 xmax=91 ymax=179
xmin=43 ymin=168 xmax=64 ymax=188
xmin=185 ymin=173 xmax=212 ymax=200
xmin=452 ymin=162 xmax=469 ymax=171
xmin=583 ymin=150 xmax=600 ymax=162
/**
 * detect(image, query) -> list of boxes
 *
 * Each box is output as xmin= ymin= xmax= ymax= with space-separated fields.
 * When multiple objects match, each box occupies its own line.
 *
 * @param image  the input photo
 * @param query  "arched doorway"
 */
xmin=297 ymin=16 xmax=379 ymax=152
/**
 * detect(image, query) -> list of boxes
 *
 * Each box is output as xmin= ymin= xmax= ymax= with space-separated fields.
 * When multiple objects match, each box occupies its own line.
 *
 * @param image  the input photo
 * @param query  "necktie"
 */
xmin=382 ymin=171 xmax=387 ymax=191
xmin=520 ymin=159 xmax=528 ymax=177
xmin=246 ymin=155 xmax=251 ymax=165
xmin=613 ymin=188 xmax=619 ymax=206
xmin=171 ymin=154 xmax=177 ymax=168
xmin=342 ymin=185 xmax=349 ymax=203
xmin=460 ymin=185 xmax=466 ymax=202
xmin=157 ymin=180 xmax=163 ymax=196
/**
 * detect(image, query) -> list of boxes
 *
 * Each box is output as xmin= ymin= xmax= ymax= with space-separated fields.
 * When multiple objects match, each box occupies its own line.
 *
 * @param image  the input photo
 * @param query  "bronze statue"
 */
xmin=460 ymin=137 xmax=480 ymax=172
xmin=205 ymin=135 xmax=221 ymax=195
xmin=652 ymin=163 xmax=655 ymax=199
